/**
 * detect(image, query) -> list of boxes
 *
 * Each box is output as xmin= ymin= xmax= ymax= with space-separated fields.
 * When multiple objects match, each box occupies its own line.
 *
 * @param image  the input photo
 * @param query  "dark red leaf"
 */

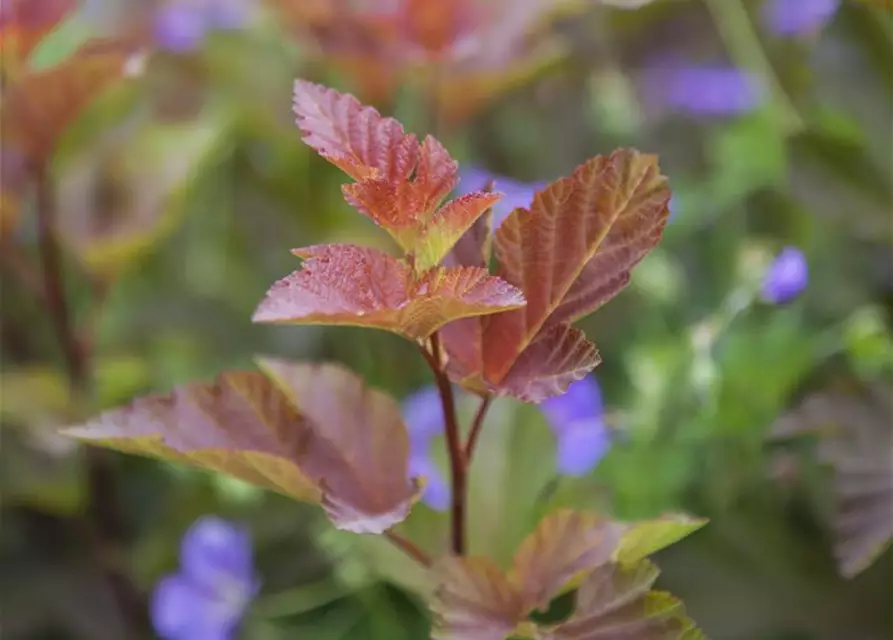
xmin=441 ymin=149 xmax=670 ymax=401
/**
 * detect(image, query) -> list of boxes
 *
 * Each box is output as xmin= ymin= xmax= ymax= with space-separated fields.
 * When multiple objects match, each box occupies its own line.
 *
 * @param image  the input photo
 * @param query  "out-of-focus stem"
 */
xmin=704 ymin=0 xmax=803 ymax=135
xmin=34 ymin=167 xmax=148 ymax=636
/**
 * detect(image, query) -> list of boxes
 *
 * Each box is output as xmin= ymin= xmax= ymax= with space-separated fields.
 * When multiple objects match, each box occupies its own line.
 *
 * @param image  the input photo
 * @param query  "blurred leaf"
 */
xmin=547 ymin=560 xmax=705 ymax=640
xmin=0 ymin=355 xmax=150 ymax=427
xmin=431 ymin=509 xmax=703 ymax=640
xmin=28 ymin=8 xmax=93 ymax=69
xmin=64 ymin=362 xmax=423 ymax=534
xmin=614 ymin=514 xmax=708 ymax=564
xmin=707 ymin=110 xmax=788 ymax=206
xmin=252 ymin=243 xmax=524 ymax=340
xmin=56 ymin=107 xmax=232 ymax=275
xmin=0 ymin=44 xmax=135 ymax=169
xmin=0 ymin=0 xmax=77 ymax=72
xmin=442 ymin=149 xmax=670 ymax=402
xmin=842 ymin=306 xmax=893 ymax=377
xmin=773 ymin=382 xmax=893 ymax=578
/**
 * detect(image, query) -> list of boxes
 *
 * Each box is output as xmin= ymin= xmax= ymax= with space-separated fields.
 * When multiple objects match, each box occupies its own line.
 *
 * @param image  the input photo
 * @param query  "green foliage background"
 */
xmin=1 ymin=1 xmax=891 ymax=638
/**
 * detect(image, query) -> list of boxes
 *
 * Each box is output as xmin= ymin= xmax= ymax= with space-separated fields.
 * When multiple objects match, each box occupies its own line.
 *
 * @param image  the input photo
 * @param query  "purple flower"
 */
xmin=458 ymin=167 xmax=546 ymax=229
xmin=762 ymin=0 xmax=841 ymax=37
xmin=151 ymin=516 xmax=259 ymax=640
xmin=403 ymin=386 xmax=450 ymax=511
xmin=539 ymin=376 xmax=611 ymax=476
xmin=642 ymin=64 xmax=766 ymax=117
xmin=667 ymin=194 xmax=679 ymax=222
xmin=761 ymin=246 xmax=808 ymax=304
xmin=153 ymin=0 xmax=250 ymax=52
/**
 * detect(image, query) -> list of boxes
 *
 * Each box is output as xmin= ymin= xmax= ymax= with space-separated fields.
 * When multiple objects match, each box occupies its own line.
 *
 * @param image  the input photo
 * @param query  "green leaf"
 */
xmin=614 ymin=514 xmax=709 ymax=564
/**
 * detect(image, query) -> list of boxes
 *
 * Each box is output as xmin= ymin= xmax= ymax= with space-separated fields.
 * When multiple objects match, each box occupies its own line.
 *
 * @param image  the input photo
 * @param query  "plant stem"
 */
xmin=463 ymin=395 xmax=492 ymax=462
xmin=419 ymin=332 xmax=466 ymax=555
xmin=34 ymin=167 xmax=148 ymax=636
xmin=383 ymin=530 xmax=433 ymax=567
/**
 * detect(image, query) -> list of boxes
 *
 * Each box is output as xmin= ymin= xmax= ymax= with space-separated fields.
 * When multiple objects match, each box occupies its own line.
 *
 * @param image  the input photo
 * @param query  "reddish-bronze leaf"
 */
xmin=294 ymin=81 xmax=499 ymax=264
xmin=1 ymin=46 xmax=133 ymax=166
xmin=509 ymin=510 xmax=623 ymax=612
xmin=546 ymin=561 xmax=705 ymax=640
xmin=63 ymin=363 xmax=422 ymax=534
xmin=498 ymin=324 xmax=601 ymax=403
xmin=431 ymin=557 xmax=526 ymax=640
xmin=485 ymin=149 xmax=669 ymax=381
xmin=441 ymin=149 xmax=669 ymax=401
xmin=251 ymin=244 xmax=525 ymax=340
xmin=293 ymin=78 xmax=418 ymax=182
xmin=430 ymin=509 xmax=704 ymax=640
xmin=258 ymin=359 xmax=421 ymax=533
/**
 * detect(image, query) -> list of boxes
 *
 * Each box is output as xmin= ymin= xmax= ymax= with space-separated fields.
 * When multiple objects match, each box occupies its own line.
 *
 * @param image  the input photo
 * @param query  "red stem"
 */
xmin=383 ymin=530 xmax=432 ymax=567
xmin=420 ymin=333 xmax=466 ymax=555
xmin=463 ymin=395 xmax=492 ymax=462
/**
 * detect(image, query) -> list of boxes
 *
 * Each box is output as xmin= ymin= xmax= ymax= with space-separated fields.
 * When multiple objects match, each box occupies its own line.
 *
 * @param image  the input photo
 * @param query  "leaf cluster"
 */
xmin=62 ymin=78 xmax=700 ymax=638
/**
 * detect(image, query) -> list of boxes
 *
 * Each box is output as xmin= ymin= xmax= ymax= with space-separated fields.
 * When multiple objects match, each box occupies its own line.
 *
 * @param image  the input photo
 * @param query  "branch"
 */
xmin=34 ymin=167 xmax=149 ymax=636
xmin=419 ymin=333 xmax=467 ymax=555
xmin=463 ymin=395 xmax=492 ymax=463
xmin=383 ymin=530 xmax=432 ymax=567
xmin=1 ymin=241 xmax=48 ymax=306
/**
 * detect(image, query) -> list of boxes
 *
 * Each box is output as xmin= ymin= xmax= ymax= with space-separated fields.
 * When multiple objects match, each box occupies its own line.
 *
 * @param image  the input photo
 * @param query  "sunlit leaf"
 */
xmin=431 ymin=509 xmax=703 ymax=640
xmin=443 ymin=203 xmax=493 ymax=269
xmin=63 ymin=363 xmax=423 ymax=534
xmin=252 ymin=244 xmax=525 ymax=340
xmin=293 ymin=78 xmax=419 ymax=183
xmin=773 ymin=382 xmax=893 ymax=578
xmin=413 ymin=191 xmax=502 ymax=271
xmin=294 ymin=80 xmax=500 ymax=264
xmin=441 ymin=149 xmax=670 ymax=401
xmin=546 ymin=561 xmax=705 ymax=640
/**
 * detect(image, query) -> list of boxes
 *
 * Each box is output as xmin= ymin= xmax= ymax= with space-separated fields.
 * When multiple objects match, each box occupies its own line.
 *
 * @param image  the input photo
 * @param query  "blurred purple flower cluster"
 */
xmin=154 ymin=0 xmax=250 ymax=52
xmin=762 ymin=0 xmax=841 ymax=37
xmin=403 ymin=386 xmax=452 ymax=511
xmin=457 ymin=168 xmax=547 ymax=229
xmin=403 ymin=376 xmax=609 ymax=510
xmin=642 ymin=64 xmax=766 ymax=117
xmin=539 ymin=376 xmax=612 ymax=477
xmin=761 ymin=246 xmax=809 ymax=304
xmin=151 ymin=516 xmax=259 ymax=640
